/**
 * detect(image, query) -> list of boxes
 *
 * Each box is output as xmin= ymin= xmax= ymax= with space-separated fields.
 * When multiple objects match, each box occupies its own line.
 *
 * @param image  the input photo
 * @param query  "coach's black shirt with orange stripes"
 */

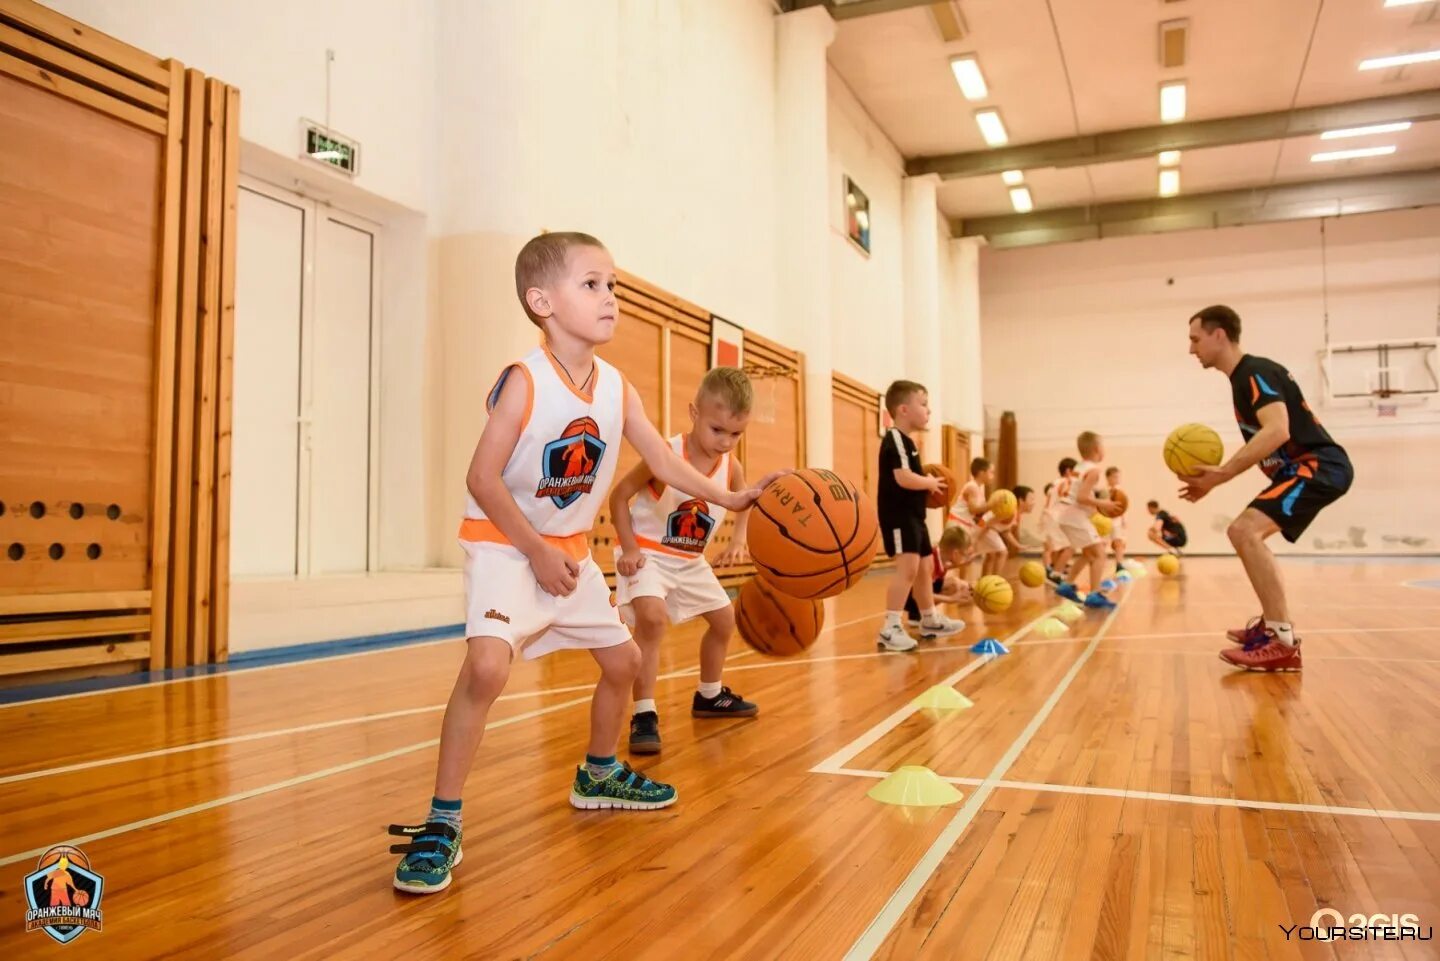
xmin=1229 ymin=354 xmax=1350 ymax=483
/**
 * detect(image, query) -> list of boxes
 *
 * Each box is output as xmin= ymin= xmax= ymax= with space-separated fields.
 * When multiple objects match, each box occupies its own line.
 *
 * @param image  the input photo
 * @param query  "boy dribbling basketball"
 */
xmin=1042 ymin=458 xmax=1077 ymax=583
xmin=1103 ymin=466 xmax=1129 ymax=573
xmin=609 ymin=367 xmax=759 ymax=755
xmin=877 ymin=380 xmax=965 ymax=652
xmin=1055 ymin=432 xmax=1124 ymax=609
xmin=388 ymin=233 xmax=773 ymax=895
xmin=973 ymin=485 xmax=1033 ymax=577
xmin=904 ymin=526 xmax=974 ymax=623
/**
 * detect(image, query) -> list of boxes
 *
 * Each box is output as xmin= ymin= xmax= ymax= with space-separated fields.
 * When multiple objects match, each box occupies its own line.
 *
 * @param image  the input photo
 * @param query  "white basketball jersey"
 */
xmin=950 ymin=480 xmax=985 ymax=528
xmin=460 ymin=346 xmax=626 ymax=544
xmin=629 ymin=435 xmax=729 ymax=559
xmin=1058 ymin=460 xmax=1097 ymax=524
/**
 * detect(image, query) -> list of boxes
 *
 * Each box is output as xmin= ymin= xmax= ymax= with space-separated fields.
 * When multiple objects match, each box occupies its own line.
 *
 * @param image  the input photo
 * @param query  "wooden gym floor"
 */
xmin=1 ymin=557 xmax=1437 ymax=959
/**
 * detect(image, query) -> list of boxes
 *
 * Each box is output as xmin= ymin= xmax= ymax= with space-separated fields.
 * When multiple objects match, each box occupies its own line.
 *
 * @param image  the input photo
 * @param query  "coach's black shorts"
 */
xmin=881 ymin=515 xmax=932 ymax=558
xmin=1249 ymin=461 xmax=1354 ymax=543
xmin=1161 ymin=528 xmax=1187 ymax=549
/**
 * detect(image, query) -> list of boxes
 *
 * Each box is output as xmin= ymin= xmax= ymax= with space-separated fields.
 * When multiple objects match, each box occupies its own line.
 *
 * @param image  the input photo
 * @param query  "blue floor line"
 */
xmin=0 ymin=622 xmax=467 ymax=707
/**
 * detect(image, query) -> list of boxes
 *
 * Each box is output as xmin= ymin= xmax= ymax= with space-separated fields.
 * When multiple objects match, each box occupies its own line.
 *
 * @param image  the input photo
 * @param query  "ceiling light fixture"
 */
xmin=1160 ymin=81 xmax=1187 ymax=122
xmin=1320 ymin=121 xmax=1412 ymax=139
xmin=1009 ymin=186 xmax=1034 ymax=213
xmin=975 ymin=109 xmax=1008 ymax=146
xmin=949 ymin=56 xmax=989 ymax=100
xmin=1360 ymin=49 xmax=1440 ymax=70
xmin=1311 ymin=145 xmax=1397 ymax=162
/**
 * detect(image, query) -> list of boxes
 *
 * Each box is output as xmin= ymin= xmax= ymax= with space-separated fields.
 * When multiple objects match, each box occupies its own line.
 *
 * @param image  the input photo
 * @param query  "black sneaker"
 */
xmin=629 ymin=711 xmax=661 ymax=754
xmin=691 ymin=687 xmax=758 ymax=718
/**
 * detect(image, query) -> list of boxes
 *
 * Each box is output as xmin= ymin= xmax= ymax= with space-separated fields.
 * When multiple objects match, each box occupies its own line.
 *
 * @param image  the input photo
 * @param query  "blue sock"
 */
xmin=585 ymin=754 xmax=620 ymax=779
xmin=429 ymin=795 xmax=462 ymax=828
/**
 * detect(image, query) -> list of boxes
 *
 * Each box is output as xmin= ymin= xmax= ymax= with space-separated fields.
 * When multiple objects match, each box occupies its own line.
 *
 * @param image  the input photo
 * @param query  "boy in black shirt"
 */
xmin=1145 ymin=501 xmax=1187 ymax=553
xmin=1181 ymin=305 xmax=1353 ymax=672
xmin=876 ymin=380 xmax=965 ymax=652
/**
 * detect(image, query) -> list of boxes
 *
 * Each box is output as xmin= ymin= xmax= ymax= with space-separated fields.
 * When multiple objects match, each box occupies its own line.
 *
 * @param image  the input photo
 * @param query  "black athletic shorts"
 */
xmin=1248 ymin=459 xmax=1354 ymax=543
xmin=1161 ymin=529 xmax=1187 ymax=549
xmin=881 ymin=514 xmax=932 ymax=558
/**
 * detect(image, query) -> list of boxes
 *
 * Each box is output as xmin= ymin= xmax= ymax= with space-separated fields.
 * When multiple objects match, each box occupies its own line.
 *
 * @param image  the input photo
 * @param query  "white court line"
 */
xmin=0 ymin=693 xmax=595 ymax=869
xmin=0 ymin=650 xmax=753 ymax=786
xmin=0 ymin=611 xmax=874 ymax=712
xmin=822 ymin=767 xmax=1440 ymax=823
xmin=810 ymin=604 xmax=1063 ymax=776
xmin=841 ymin=590 xmax=1130 ymax=961
xmin=0 ymin=615 xmax=905 ymax=786
xmin=1103 ymin=626 xmax=1440 ymax=642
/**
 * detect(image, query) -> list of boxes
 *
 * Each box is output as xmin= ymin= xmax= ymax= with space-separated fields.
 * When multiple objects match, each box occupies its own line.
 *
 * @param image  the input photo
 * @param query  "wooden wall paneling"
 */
xmin=166 ymin=68 xmax=204 ymax=669
xmin=0 ymin=48 xmax=165 ymax=133
xmin=211 ymin=84 xmax=239 ymax=662
xmin=187 ymin=77 xmax=224 ymax=665
xmin=148 ymin=58 xmax=184 ymax=671
xmin=0 ymin=0 xmax=170 ymax=88
xmin=0 ymin=21 xmax=166 ymax=110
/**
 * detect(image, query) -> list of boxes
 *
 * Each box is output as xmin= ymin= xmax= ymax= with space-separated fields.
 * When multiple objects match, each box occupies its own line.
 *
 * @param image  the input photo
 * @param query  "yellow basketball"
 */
xmin=1091 ymin=513 xmax=1113 ymax=537
xmin=1157 ymin=553 xmax=1180 ymax=576
xmin=987 ymin=489 xmax=1017 ymax=521
xmin=1018 ymin=560 xmax=1046 ymax=588
xmin=1163 ymin=423 xmax=1224 ymax=478
xmin=974 ymin=574 xmax=1014 ymax=613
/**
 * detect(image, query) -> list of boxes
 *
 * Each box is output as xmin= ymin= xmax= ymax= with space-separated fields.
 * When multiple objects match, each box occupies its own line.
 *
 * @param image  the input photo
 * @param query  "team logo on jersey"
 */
xmin=662 ymin=498 xmax=715 ymax=553
xmin=537 ymin=417 xmax=606 ymax=509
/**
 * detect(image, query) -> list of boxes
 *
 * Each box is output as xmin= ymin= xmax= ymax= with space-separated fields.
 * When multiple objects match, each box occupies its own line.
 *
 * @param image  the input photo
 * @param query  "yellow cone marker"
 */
xmin=1054 ymin=602 xmax=1084 ymax=625
xmin=866 ymin=766 xmax=964 ymax=806
xmin=910 ymin=686 xmax=974 ymax=711
xmin=1032 ymin=617 xmax=1069 ymax=639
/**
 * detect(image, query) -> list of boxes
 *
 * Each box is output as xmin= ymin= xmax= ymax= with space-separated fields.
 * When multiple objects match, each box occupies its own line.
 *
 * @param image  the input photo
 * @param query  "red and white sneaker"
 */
xmin=1219 ymin=634 xmax=1302 ymax=672
xmin=1226 ymin=616 xmax=1266 ymax=646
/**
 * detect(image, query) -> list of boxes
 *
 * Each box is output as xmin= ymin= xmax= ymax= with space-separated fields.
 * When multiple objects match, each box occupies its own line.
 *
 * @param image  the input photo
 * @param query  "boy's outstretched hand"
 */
xmin=722 ymin=469 xmax=788 ymax=512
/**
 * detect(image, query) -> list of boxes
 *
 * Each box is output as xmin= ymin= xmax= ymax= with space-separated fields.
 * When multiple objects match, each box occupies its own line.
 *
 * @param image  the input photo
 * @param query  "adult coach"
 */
xmin=1179 ymin=305 xmax=1354 ymax=672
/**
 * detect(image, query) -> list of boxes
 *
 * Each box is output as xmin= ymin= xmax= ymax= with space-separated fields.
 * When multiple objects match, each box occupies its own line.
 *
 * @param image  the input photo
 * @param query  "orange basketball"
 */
xmin=73 ymin=889 xmax=90 ymax=907
xmin=747 ymin=468 xmax=879 ymax=599
xmin=1110 ymin=488 xmax=1129 ymax=513
xmin=923 ymin=463 xmax=957 ymax=511
xmin=36 ymin=846 xmax=89 ymax=871
xmin=734 ymin=576 xmax=825 ymax=657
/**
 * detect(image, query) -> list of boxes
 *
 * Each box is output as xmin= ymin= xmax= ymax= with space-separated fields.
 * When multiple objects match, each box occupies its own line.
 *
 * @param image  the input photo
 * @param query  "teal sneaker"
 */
xmin=569 ymin=761 xmax=677 ymax=811
xmin=389 ymin=819 xmax=463 ymax=894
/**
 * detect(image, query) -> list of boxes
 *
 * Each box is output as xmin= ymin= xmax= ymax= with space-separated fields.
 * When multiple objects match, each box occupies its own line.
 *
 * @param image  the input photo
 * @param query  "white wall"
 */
xmin=44 ymin=0 xmax=439 ymax=215
xmin=827 ymin=65 xmax=905 ymax=396
xmin=982 ymin=208 xmax=1440 ymax=555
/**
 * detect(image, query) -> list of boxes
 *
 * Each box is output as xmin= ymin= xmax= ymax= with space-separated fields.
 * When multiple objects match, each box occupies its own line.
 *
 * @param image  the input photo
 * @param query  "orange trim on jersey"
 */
xmin=485 ymin=363 xmax=534 ymax=434
xmin=1250 ymin=377 xmax=1260 ymax=405
xmin=541 ymin=343 xmax=596 ymax=404
xmin=682 ymin=438 xmax=726 ymax=479
xmin=1254 ymin=477 xmax=1298 ymax=501
xmin=457 ymin=518 xmax=589 ymax=561
xmin=636 ymin=535 xmax=702 ymax=559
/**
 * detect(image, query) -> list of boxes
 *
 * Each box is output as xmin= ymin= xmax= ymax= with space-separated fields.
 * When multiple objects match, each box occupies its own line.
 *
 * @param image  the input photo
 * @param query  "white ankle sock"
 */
xmin=1265 ymin=620 xmax=1295 ymax=647
xmin=634 ymin=698 xmax=657 ymax=715
xmin=884 ymin=611 xmax=903 ymax=630
xmin=921 ymin=607 xmax=939 ymax=623
xmin=697 ymin=681 xmax=722 ymax=699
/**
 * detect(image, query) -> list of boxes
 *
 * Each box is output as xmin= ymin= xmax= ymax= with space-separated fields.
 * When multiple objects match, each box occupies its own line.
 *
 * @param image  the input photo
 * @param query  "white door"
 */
xmin=231 ymin=179 xmax=380 ymax=578
xmin=231 ymin=187 xmax=305 ymax=577
xmin=309 ymin=212 xmax=377 ymax=574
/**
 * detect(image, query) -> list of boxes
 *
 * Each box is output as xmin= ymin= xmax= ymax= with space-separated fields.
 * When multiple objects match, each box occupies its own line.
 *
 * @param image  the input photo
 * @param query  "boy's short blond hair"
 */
xmin=697 ymin=366 xmax=753 ymax=415
xmin=1077 ymin=431 xmax=1102 ymax=459
xmin=939 ymin=525 xmax=970 ymax=553
xmin=884 ymin=379 xmax=927 ymax=416
xmin=514 ymin=231 xmax=606 ymax=327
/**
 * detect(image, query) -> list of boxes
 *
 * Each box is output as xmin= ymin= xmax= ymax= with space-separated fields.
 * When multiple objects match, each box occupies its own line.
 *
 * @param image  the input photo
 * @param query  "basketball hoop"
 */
xmin=743 ymin=364 xmax=790 ymax=426
xmin=1377 ymin=402 xmax=1398 ymax=418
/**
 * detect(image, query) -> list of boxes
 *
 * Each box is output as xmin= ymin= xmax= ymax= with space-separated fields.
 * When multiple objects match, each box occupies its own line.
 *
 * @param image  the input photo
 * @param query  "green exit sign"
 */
xmin=302 ymin=121 xmax=359 ymax=177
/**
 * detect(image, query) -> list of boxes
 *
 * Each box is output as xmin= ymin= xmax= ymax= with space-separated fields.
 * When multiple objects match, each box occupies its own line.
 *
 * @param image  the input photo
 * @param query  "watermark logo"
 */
xmin=1280 ymin=909 xmax=1431 ymax=942
xmin=23 ymin=845 xmax=104 ymax=945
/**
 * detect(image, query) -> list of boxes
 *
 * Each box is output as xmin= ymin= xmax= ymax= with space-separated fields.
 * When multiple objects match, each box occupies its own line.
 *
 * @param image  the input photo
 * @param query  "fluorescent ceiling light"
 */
xmin=1384 ymin=0 xmax=1433 ymax=7
xmin=1159 ymin=81 xmax=1186 ymax=122
xmin=1159 ymin=168 xmax=1181 ymax=197
xmin=949 ymin=56 xmax=989 ymax=100
xmin=1001 ymin=169 xmax=1024 ymax=185
xmin=1009 ymin=186 xmax=1033 ymax=213
xmin=975 ymin=109 xmax=1008 ymax=146
xmin=1311 ymin=145 xmax=1397 ymax=162
xmin=1158 ymin=150 xmax=1181 ymax=167
xmin=1360 ymin=49 xmax=1440 ymax=70
xmin=1320 ymin=121 xmax=1412 ymax=139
